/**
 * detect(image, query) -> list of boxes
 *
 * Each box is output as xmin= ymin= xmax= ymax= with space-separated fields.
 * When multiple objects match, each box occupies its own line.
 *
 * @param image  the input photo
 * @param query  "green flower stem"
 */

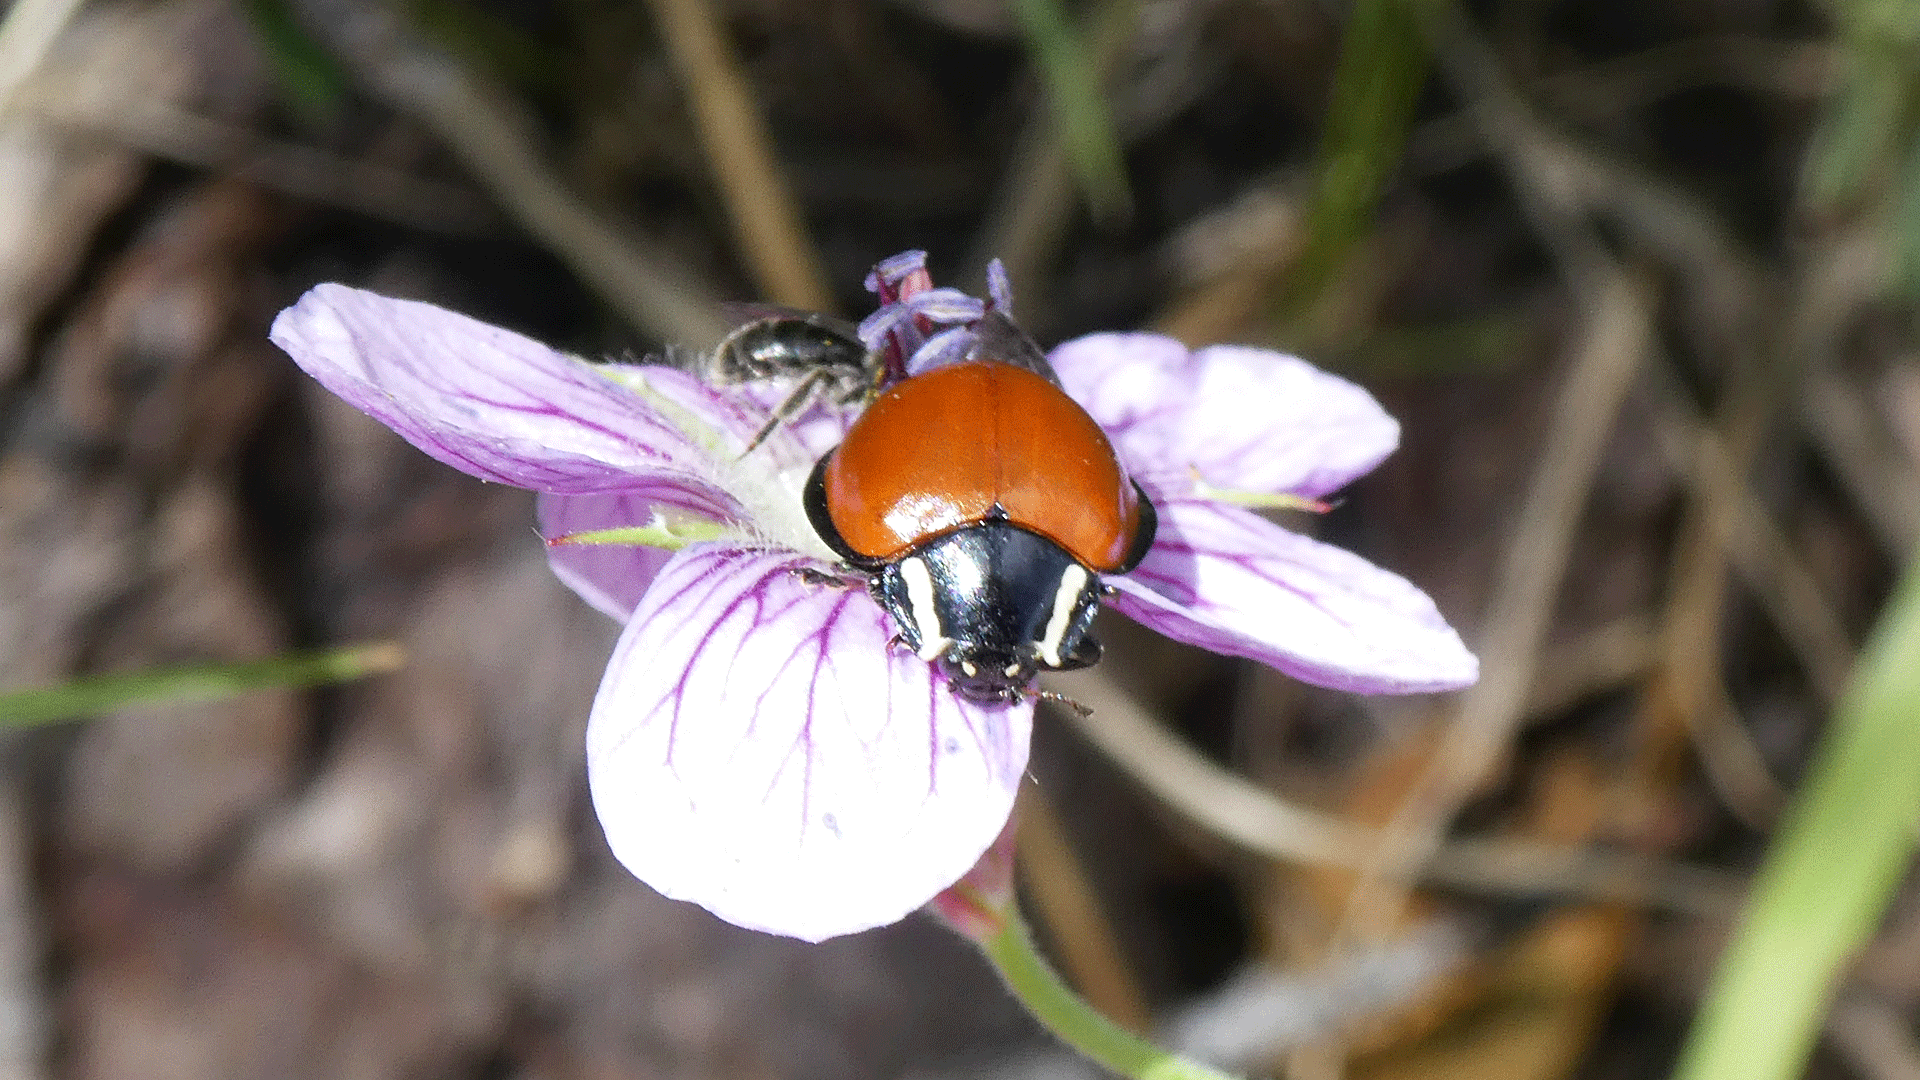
xmin=0 ymin=642 xmax=405 ymax=728
xmin=980 ymin=909 xmax=1247 ymax=1080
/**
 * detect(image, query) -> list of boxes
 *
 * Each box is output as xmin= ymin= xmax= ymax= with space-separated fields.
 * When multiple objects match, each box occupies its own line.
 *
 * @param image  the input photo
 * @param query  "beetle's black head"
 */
xmin=935 ymin=650 xmax=1034 ymax=705
xmin=873 ymin=522 xmax=1104 ymax=705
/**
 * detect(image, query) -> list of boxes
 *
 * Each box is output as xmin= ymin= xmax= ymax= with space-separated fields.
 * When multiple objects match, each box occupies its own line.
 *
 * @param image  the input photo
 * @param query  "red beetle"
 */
xmin=804 ymin=312 xmax=1157 ymax=703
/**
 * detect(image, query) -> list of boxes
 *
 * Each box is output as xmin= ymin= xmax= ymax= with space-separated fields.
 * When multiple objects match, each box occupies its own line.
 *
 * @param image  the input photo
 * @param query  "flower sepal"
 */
xmin=926 ymin=814 xmax=1019 ymax=943
xmin=544 ymin=512 xmax=732 ymax=551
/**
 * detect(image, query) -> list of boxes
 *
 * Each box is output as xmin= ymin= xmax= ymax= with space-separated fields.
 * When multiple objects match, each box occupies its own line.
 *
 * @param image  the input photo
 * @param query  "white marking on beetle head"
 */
xmin=961 ymin=660 xmax=978 ymax=677
xmin=898 ymin=556 xmax=951 ymax=661
xmin=1036 ymin=564 xmax=1090 ymax=669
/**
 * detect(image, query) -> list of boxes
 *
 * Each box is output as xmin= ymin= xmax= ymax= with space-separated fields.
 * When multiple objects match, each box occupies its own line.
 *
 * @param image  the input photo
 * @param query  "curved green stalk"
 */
xmin=980 ymin=910 xmax=1246 ymax=1080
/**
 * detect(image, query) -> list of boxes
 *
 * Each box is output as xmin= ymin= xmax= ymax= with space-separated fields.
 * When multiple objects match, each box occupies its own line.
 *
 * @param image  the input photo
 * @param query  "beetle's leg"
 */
xmin=740 ymin=368 xmax=831 ymax=456
xmin=789 ymin=564 xmax=864 ymax=590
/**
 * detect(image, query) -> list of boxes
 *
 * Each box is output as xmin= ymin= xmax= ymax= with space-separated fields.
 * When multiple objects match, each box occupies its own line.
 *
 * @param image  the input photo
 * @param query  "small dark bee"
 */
xmin=705 ymin=309 xmax=879 ymax=454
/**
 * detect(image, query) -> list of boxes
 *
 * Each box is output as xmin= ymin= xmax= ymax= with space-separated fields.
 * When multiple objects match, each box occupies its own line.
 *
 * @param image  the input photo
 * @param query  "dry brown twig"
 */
xmin=1534 ymin=36 xmax=1834 ymax=112
xmin=1636 ymin=221 xmax=1897 ymax=838
xmin=1803 ymin=364 xmax=1920 ymax=560
xmin=1435 ymin=23 xmax=1890 ymax=849
xmin=1328 ymin=0 xmax=1853 ymax=942
xmin=1407 ymin=38 xmax=1834 ymax=184
xmin=0 ymin=776 xmax=42 ymax=1080
xmin=290 ymin=0 xmax=730 ymax=348
xmin=1687 ymin=679 xmax=1788 ymax=828
xmin=21 ymin=96 xmax=497 ymax=235
xmin=0 ymin=0 xmax=96 ymax=1072
xmin=1828 ymin=991 xmax=1920 ymax=1080
xmin=1522 ymin=614 xmax=1657 ymax=719
xmin=968 ymin=0 xmax=1223 ymax=302
xmin=1334 ymin=270 xmax=1657 ymax=940
xmin=1045 ymin=674 xmax=1741 ymax=917
xmin=1368 ymin=25 xmax=1899 ymax=1025
xmin=640 ymin=0 xmax=831 ymax=311
xmin=1015 ymin=785 xmax=1154 ymax=1034
xmin=1639 ymin=384 xmax=1860 ymax=827
xmin=966 ymin=0 xmax=1144 ymax=293
xmin=0 ymin=0 xmax=84 ymax=110
xmin=1646 ymin=369 xmax=1784 ymax=821
xmin=1651 ymin=404 xmax=1854 ymax=705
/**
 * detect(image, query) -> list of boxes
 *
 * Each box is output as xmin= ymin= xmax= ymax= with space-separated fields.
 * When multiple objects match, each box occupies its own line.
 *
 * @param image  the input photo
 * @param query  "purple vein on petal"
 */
xmin=1129 ymin=507 xmax=1369 ymax=634
xmin=752 ymin=585 xmax=860 ymax=822
xmin=451 ymin=389 xmax=669 ymax=456
xmin=662 ymin=550 xmax=784 ymax=761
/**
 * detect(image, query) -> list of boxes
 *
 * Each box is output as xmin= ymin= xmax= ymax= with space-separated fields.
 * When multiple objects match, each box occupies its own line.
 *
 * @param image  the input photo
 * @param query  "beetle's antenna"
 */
xmin=1034 ymin=689 xmax=1092 ymax=718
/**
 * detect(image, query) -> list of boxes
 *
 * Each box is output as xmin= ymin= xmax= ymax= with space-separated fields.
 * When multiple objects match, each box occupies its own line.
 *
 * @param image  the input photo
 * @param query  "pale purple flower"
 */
xmin=269 ymin=253 xmax=1477 ymax=943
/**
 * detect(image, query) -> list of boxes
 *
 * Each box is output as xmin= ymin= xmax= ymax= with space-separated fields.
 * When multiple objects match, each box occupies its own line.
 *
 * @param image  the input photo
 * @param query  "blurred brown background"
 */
xmin=1 ymin=0 xmax=1917 ymax=1077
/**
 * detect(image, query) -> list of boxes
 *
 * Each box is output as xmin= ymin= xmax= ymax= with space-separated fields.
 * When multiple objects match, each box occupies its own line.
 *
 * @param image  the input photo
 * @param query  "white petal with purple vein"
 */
xmin=588 ymin=544 xmax=1031 ymax=941
xmin=599 ymin=364 xmax=849 ymax=560
xmin=1108 ymin=500 xmax=1478 ymax=694
xmin=1050 ymin=333 xmax=1400 ymax=498
xmin=271 ymin=284 xmax=716 ymax=493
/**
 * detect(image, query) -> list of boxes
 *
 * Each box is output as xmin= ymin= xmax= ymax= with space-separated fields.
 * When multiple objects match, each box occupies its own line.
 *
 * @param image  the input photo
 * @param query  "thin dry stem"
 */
xmin=641 ymin=0 xmax=831 ymax=311
xmin=292 ymin=0 xmax=731 ymax=347
xmin=1016 ymin=785 xmax=1155 ymax=1034
xmin=1638 ymin=224 xmax=1889 ymax=834
xmin=1335 ymin=271 xmax=1655 ymax=941
xmin=1652 ymin=397 xmax=1855 ymax=703
xmin=28 ymin=98 xmax=496 ymax=235
xmin=1829 ymin=992 xmax=1920 ymax=1080
xmin=1047 ymin=674 xmax=1741 ymax=917
xmin=967 ymin=0 xmax=1141 ymax=292
xmin=1686 ymin=680 xmax=1786 ymax=828
xmin=0 ymin=779 xmax=45 ymax=1080
xmin=1522 ymin=614 xmax=1658 ymax=719
xmin=0 ymin=0 xmax=84 ymax=111
xmin=1803 ymin=367 xmax=1920 ymax=560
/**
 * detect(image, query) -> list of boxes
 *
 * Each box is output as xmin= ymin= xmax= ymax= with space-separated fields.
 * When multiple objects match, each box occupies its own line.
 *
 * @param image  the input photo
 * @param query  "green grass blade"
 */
xmin=1008 ymin=0 xmax=1133 ymax=223
xmin=1801 ymin=65 xmax=1898 ymax=208
xmin=238 ymin=0 xmax=350 ymax=116
xmin=1673 ymin=552 xmax=1920 ymax=1080
xmin=1801 ymin=0 xmax=1920 ymax=209
xmin=1893 ymin=130 xmax=1920 ymax=296
xmin=0 ymin=642 xmax=406 ymax=729
xmin=1278 ymin=0 xmax=1430 ymax=314
xmin=406 ymin=0 xmax=566 ymax=94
